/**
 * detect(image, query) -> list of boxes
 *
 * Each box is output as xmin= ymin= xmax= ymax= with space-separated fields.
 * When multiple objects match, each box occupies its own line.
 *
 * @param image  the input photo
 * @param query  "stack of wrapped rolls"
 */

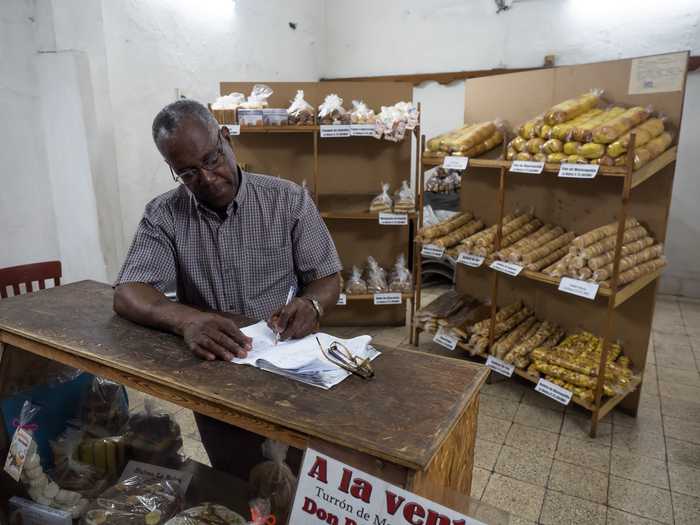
xmin=424 ymin=121 xmax=504 ymax=159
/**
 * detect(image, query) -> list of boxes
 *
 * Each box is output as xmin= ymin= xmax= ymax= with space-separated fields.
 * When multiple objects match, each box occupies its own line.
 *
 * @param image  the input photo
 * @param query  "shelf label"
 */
xmin=457 ymin=252 xmax=484 ymax=268
xmin=510 ymin=160 xmax=545 ymax=174
xmin=421 ymin=244 xmax=445 ymax=258
xmin=558 ymin=277 xmax=599 ymax=300
xmin=221 ymin=124 xmax=240 ymax=135
xmin=489 ymin=260 xmax=523 ymax=276
xmin=433 ymin=329 xmax=459 ymax=351
xmin=486 ymin=355 xmax=515 ymax=377
xmin=336 ymin=293 xmax=347 ymax=306
xmin=535 ymin=378 xmax=572 ymax=406
xmin=320 ymin=125 xmax=351 ymax=138
xmin=373 ymin=292 xmax=402 ymax=305
xmin=558 ymin=163 xmax=599 ymax=179
xmin=442 ymin=156 xmax=469 ymax=170
xmin=350 ymin=124 xmax=377 ymax=136
xmin=378 ymin=212 xmax=408 ymax=225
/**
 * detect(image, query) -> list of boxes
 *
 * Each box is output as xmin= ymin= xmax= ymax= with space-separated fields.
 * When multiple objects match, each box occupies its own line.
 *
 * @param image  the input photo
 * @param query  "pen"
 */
xmin=275 ymin=285 xmax=296 ymax=345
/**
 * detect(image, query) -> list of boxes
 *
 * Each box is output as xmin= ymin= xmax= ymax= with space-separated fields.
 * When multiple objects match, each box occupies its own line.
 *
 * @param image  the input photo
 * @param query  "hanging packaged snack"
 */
xmin=544 ymin=89 xmax=604 ymax=125
xmin=287 ymin=90 xmax=315 ymax=125
xmin=365 ymin=256 xmax=388 ymax=293
xmin=122 ymin=399 xmax=183 ymax=468
xmin=389 ymin=254 xmax=413 ymax=293
xmin=393 ymin=180 xmax=415 ymax=212
xmin=78 ymin=376 xmax=129 ymax=438
xmin=345 ymin=266 xmax=368 ymax=295
xmin=350 ymin=100 xmax=376 ymax=124
xmin=81 ymin=474 xmax=183 ymax=525
xmin=369 ymin=183 xmax=393 ymax=213
xmin=318 ymin=94 xmax=350 ymax=125
xmin=249 ymin=439 xmax=297 ymax=524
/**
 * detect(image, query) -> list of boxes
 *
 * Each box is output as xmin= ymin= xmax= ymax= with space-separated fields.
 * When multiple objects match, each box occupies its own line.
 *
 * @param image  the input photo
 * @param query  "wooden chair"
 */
xmin=0 ymin=261 xmax=61 ymax=299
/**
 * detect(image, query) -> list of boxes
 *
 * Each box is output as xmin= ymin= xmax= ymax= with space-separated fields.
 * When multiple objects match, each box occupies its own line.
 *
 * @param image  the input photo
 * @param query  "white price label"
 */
xmin=535 ymin=378 xmax=572 ymax=406
xmin=486 ymin=355 xmax=515 ymax=377
xmin=378 ymin=212 xmax=408 ymax=225
xmin=350 ymin=124 xmax=377 ymax=136
xmin=558 ymin=277 xmax=600 ymax=300
xmin=457 ymin=252 xmax=484 ymax=268
xmin=4 ymin=428 xmax=32 ymax=481
xmin=421 ymin=244 xmax=445 ymax=258
xmin=320 ymin=125 xmax=351 ymax=138
xmin=442 ymin=156 xmax=469 ymax=170
xmin=336 ymin=293 xmax=347 ymax=306
xmin=373 ymin=292 xmax=402 ymax=305
xmin=433 ymin=329 xmax=459 ymax=351
xmin=489 ymin=260 xmax=523 ymax=276
xmin=510 ymin=160 xmax=545 ymax=174
xmin=221 ymin=124 xmax=240 ymax=135
xmin=558 ymin=163 xmax=599 ymax=179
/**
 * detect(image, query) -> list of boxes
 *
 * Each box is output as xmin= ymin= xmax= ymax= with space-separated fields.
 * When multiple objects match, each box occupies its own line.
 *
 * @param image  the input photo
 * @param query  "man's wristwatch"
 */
xmin=303 ymin=296 xmax=324 ymax=319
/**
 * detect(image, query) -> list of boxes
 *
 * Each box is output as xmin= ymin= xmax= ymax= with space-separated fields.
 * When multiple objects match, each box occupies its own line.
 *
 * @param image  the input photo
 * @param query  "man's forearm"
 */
xmin=113 ymin=282 xmax=199 ymax=335
xmin=300 ymin=273 xmax=341 ymax=313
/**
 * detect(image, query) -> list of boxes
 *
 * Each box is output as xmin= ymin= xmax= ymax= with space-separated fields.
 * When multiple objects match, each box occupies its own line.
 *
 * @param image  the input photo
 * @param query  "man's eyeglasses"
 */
xmin=169 ymin=133 xmax=225 ymax=184
xmin=316 ymin=337 xmax=374 ymax=380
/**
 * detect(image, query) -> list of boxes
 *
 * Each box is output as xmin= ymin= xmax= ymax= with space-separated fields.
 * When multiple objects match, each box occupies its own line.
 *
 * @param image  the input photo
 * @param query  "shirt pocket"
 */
xmin=243 ymin=241 xmax=295 ymax=296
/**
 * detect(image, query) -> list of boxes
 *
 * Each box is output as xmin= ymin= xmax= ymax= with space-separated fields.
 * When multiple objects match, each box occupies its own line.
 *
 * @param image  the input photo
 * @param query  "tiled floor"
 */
xmin=127 ymin=291 xmax=700 ymax=524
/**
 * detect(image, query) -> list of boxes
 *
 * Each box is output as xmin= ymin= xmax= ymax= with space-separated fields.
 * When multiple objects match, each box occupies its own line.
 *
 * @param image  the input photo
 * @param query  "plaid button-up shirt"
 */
xmin=115 ymin=169 xmax=342 ymax=320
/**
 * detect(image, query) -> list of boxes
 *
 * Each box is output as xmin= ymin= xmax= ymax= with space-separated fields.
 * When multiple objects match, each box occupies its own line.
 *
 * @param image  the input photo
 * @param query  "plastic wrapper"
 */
xmin=388 ymin=254 xmax=413 ymax=293
xmin=440 ymin=121 xmax=496 ymax=153
xmin=504 ymin=321 xmax=557 ymax=364
xmin=577 ymin=226 xmax=649 ymax=262
xmin=166 ymin=503 xmax=245 ymax=524
xmin=122 ymin=400 xmax=183 ymax=468
xmin=546 ymin=152 xmax=567 ymax=163
xmin=475 ymin=214 xmax=532 ymax=248
xmin=520 ymin=232 xmax=575 ymax=265
xmin=345 ymin=266 xmax=367 ymax=295
xmin=572 ymin=218 xmax=640 ymax=250
xmin=567 ymin=154 xmax=588 ymax=164
xmin=493 ymin=307 xmax=533 ymax=340
xmin=578 ymin=142 xmax=606 ymax=160
xmin=350 ymin=100 xmax=376 ymax=124
xmin=592 ymin=244 xmax=664 ymax=281
xmin=550 ymin=109 xmax=603 ymax=140
xmin=418 ymin=212 xmax=474 ymax=241
xmin=493 ymin=220 xmax=545 ymax=259
xmin=541 ymin=138 xmax=563 ymax=154
xmin=369 ymin=183 xmax=392 ymax=213
xmin=514 ymin=152 xmax=532 ymax=161
xmin=538 ymin=124 xmax=552 ymax=139
xmin=471 ymin=301 xmax=521 ymax=335
xmin=433 ymin=220 xmax=484 ymax=248
xmin=428 ymin=125 xmax=472 ymax=152
xmin=526 ymin=137 xmax=545 ymax=154
xmin=502 ymin=225 xmax=558 ymax=261
xmin=287 ymin=90 xmax=314 ymax=125
xmin=365 ymin=256 xmax=388 ymax=293
xmin=211 ymin=92 xmax=245 ymax=111
xmin=606 ymin=117 xmax=665 ymax=158
xmin=505 ymin=146 xmax=517 ymax=161
xmin=563 ymin=142 xmax=581 ymax=156
xmin=544 ymin=90 xmax=603 ymax=125
xmin=600 ymin=256 xmax=667 ymax=288
xmin=81 ymin=474 xmax=183 ymax=525
xmin=50 ymin=428 xmax=109 ymax=498
xmin=375 ymin=101 xmax=418 ymax=141
xmin=592 ymin=155 xmax=615 ymax=166
xmin=570 ymin=106 xmax=626 ymax=142
xmin=79 ymin=376 xmax=129 ymax=438
xmin=318 ymin=94 xmax=350 ymax=125
xmin=462 ymin=130 xmax=503 ymax=157
xmin=393 ymin=180 xmax=414 ymax=212
xmin=249 ymin=440 xmax=297 ymax=525
xmin=592 ymin=106 xmax=651 ymax=144
xmin=239 ymin=84 xmax=272 ymax=109
xmin=518 ymin=114 xmax=544 ymax=139
xmin=526 ymin=246 xmax=569 ymax=272
xmin=586 ymin=237 xmax=654 ymax=270
xmin=511 ymin=136 xmax=528 ymax=152
xmin=424 ymin=166 xmax=461 ymax=193
xmin=491 ymin=317 xmax=536 ymax=359
xmin=633 ymin=131 xmax=673 ymax=170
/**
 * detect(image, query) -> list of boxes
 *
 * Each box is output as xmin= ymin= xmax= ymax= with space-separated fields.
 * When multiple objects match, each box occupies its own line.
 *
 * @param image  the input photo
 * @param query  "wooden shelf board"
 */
xmin=597 ymin=375 xmax=643 ymax=420
xmin=237 ymin=125 xmax=318 ymax=133
xmin=319 ymin=193 xmax=416 ymax=220
xmin=344 ymin=292 xmax=413 ymax=301
xmin=612 ymin=269 xmax=664 ymax=308
xmin=631 ymin=146 xmax=677 ymax=188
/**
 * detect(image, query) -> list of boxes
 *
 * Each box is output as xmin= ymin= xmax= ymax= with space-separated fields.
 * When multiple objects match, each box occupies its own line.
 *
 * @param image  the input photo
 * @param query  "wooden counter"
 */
xmin=0 ymin=281 xmax=487 ymax=500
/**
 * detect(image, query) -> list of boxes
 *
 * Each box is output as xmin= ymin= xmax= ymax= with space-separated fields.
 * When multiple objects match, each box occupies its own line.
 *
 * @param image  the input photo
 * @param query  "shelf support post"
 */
xmin=411 ymin=133 xmax=426 ymax=346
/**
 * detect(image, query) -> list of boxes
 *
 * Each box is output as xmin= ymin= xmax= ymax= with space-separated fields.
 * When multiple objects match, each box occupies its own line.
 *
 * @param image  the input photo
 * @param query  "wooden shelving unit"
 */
xmin=412 ymin=52 xmax=688 ymax=436
xmin=215 ymin=82 xmax=420 ymax=326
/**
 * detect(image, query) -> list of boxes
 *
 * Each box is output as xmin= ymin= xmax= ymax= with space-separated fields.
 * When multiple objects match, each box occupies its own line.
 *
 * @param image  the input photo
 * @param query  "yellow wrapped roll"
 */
xmin=567 ymin=155 xmax=588 ymax=164
xmin=427 ymin=124 xmax=472 ymax=151
xmin=533 ymin=152 xmax=547 ymax=162
xmin=512 ymin=136 xmax=528 ymax=152
xmin=506 ymin=146 xmax=516 ymax=160
xmin=547 ymin=152 xmax=567 ymax=163
xmin=570 ymin=107 xmax=626 ymax=142
xmin=579 ymin=142 xmax=606 ymax=160
xmin=542 ymin=138 xmax=563 ymax=154
xmin=563 ymin=141 xmax=581 ymax=155
xmin=550 ymin=109 xmax=603 ymax=140
xmin=538 ymin=124 xmax=552 ymax=139
xmin=442 ymin=121 xmax=496 ymax=152
xmin=545 ymin=91 xmax=603 ymax=125
xmin=515 ymin=152 xmax=532 ymax=161
xmin=527 ymin=137 xmax=545 ymax=154
xmin=592 ymin=106 xmax=651 ymax=144
xmin=519 ymin=114 xmax=544 ymax=139
xmin=633 ymin=132 xmax=673 ymax=170
xmin=607 ymin=117 xmax=665 ymax=158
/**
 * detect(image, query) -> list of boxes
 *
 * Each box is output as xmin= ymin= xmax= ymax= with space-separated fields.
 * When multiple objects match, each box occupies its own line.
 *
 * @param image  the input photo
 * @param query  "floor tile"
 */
xmin=183 ymin=437 xmax=211 ymax=467
xmin=663 ymin=415 xmax=700 ymax=445
xmin=561 ymin=412 xmax=612 ymax=445
xmin=666 ymin=437 xmax=700 ymax=469
xmin=505 ymin=423 xmax=559 ymax=457
xmin=653 ymin=349 xmax=697 ymax=370
xmin=148 ymin=396 xmax=186 ymax=415
xmin=610 ymin=450 xmax=669 ymax=489
xmin=540 ymin=490 xmax=607 ymax=525
xmin=641 ymin=377 xmax=659 ymax=397
xmin=605 ymin=508 xmax=663 ymax=525
xmin=479 ymin=393 xmax=519 ymax=421
xmin=481 ymin=473 xmax=545 ymax=522
xmin=556 ymin=435 xmax=611 ymax=473
xmin=660 ymin=395 xmax=700 ymax=420
xmin=669 ymin=462 xmax=700 ymax=498
xmin=494 ymin=445 xmax=553 ymax=487
xmin=612 ymin=427 xmax=666 ymax=461
xmin=672 ymin=491 xmax=700 ymax=525
xmin=471 ymin=466 xmax=491 ymax=499
xmin=656 ymin=365 xmax=700 ymax=387
xmin=612 ymin=405 xmax=663 ymax=433
xmin=513 ymin=402 xmax=563 ymax=434
xmin=652 ymin=331 xmax=692 ymax=352
xmin=548 ymin=459 xmax=608 ymax=504
xmin=521 ymin=389 xmax=566 ymax=413
xmin=477 ymin=413 xmax=512 ymax=444
xmin=126 ymin=387 xmax=146 ymax=412
xmin=174 ymin=409 xmax=199 ymax=438
xmin=480 ymin=378 xmax=528 ymax=403
xmin=475 ymin=438 xmax=502 ymax=470
xmin=608 ymin=475 xmax=673 ymax=524
xmin=658 ymin=381 xmax=700 ymax=404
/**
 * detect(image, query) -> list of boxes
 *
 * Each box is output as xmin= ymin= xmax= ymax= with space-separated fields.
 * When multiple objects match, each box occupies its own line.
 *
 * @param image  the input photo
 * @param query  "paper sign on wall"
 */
xmin=442 ymin=156 xmax=469 ymax=170
xmin=289 ymin=448 xmax=486 ymax=525
xmin=629 ymin=52 xmax=687 ymax=95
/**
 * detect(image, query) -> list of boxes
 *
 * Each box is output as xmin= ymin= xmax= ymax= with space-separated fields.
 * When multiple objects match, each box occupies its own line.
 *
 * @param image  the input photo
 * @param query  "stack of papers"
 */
xmin=233 ymin=321 xmax=380 ymax=389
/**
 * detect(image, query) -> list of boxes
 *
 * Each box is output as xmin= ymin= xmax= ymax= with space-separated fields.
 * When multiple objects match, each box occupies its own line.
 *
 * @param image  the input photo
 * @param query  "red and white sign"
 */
xmin=289 ymin=449 xmax=486 ymax=525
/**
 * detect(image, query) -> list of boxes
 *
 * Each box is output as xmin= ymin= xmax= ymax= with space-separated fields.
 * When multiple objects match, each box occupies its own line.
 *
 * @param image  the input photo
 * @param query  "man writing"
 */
xmin=113 ymin=99 xmax=341 ymax=476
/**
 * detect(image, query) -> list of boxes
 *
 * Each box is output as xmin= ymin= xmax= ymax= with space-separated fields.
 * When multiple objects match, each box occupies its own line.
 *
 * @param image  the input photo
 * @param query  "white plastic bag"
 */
xmin=249 ymin=440 xmax=297 ymax=525
xmin=389 ymin=254 xmax=413 ymax=293
xmin=211 ymin=92 xmax=245 ymax=110
xmin=365 ymin=256 xmax=388 ymax=293
xmin=239 ymin=84 xmax=273 ymax=109
xmin=318 ymin=94 xmax=350 ymax=125
xmin=369 ymin=182 xmax=392 ymax=212
xmin=345 ymin=266 xmax=368 ymax=295
xmin=287 ymin=90 xmax=314 ymax=125
xmin=350 ymin=100 xmax=376 ymax=124
xmin=393 ymin=180 xmax=414 ymax=212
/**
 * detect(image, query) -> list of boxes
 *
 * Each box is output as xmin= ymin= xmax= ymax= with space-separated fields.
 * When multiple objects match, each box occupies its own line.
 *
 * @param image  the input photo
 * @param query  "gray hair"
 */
xmin=152 ymin=99 xmax=218 ymax=146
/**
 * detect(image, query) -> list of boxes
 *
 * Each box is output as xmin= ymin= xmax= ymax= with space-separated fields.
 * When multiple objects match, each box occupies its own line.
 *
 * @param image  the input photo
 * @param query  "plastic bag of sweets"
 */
xmin=239 ymin=84 xmax=273 ymax=109
xmin=287 ymin=90 xmax=314 ymax=125
xmin=345 ymin=266 xmax=368 ymax=295
xmin=365 ymin=256 xmax=389 ymax=293
xmin=318 ymin=94 xmax=350 ymax=125
xmin=350 ymin=99 xmax=376 ymax=123
xmin=122 ymin=399 xmax=183 ymax=468
xmin=369 ymin=182 xmax=392 ymax=213
xmin=393 ymin=180 xmax=414 ymax=212
xmin=50 ymin=428 xmax=109 ymax=498
xmin=389 ymin=254 xmax=413 ymax=293
xmin=249 ymin=440 xmax=297 ymax=524
xmin=78 ymin=376 xmax=129 ymax=438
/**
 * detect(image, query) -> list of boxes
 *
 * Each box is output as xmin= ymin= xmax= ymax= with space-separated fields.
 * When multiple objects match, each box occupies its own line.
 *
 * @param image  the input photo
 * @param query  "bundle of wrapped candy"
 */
xmin=287 ymin=90 xmax=315 ymax=125
xmin=424 ymin=166 xmax=461 ymax=193
xmin=374 ymin=101 xmax=419 ymax=142
xmin=318 ymin=94 xmax=350 ymax=125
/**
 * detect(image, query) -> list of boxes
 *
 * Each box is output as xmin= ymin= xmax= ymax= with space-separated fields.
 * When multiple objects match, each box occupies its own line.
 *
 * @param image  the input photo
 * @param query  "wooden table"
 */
xmin=0 ymin=280 xmax=487 ymax=502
